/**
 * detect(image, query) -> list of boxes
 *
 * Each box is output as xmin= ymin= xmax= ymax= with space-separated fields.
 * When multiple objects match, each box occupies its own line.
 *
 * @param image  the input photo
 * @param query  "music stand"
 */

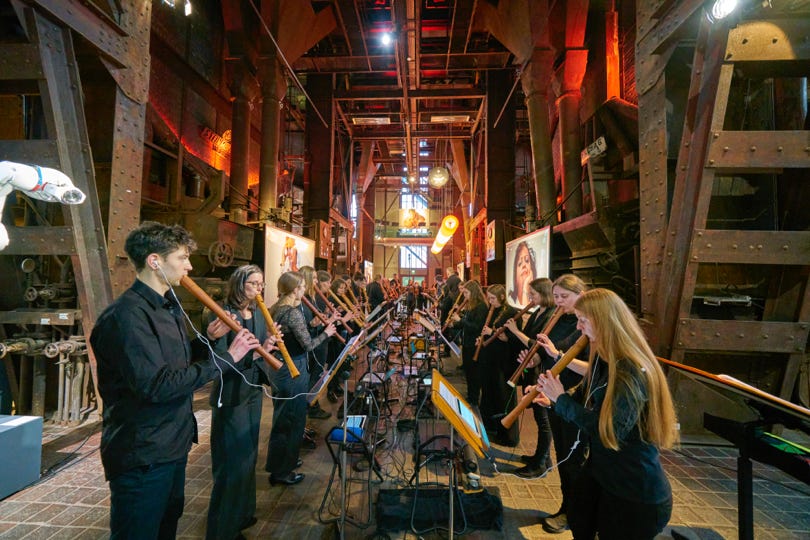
xmin=661 ymin=358 xmax=810 ymax=540
xmin=410 ymin=368 xmax=490 ymax=537
xmin=414 ymin=311 xmax=461 ymax=359
xmin=308 ymin=331 xmax=365 ymax=406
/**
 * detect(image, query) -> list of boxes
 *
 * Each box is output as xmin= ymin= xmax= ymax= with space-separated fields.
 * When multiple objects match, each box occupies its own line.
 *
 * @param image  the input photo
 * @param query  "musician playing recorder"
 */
xmin=513 ymin=274 xmax=590 ymax=533
xmin=264 ymin=271 xmax=336 ymax=486
xmin=477 ymin=284 xmax=517 ymax=441
xmin=205 ymin=264 xmax=283 ymax=540
xmin=448 ymin=280 xmax=488 ymax=407
xmin=501 ymin=277 xmax=556 ymax=475
xmin=91 ymin=222 xmax=266 ymax=539
xmin=535 ymin=289 xmax=678 ymax=540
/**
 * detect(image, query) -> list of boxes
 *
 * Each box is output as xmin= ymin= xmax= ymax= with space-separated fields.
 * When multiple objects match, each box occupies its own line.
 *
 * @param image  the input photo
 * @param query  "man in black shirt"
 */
xmin=366 ymin=274 xmax=385 ymax=312
xmin=90 ymin=222 xmax=262 ymax=539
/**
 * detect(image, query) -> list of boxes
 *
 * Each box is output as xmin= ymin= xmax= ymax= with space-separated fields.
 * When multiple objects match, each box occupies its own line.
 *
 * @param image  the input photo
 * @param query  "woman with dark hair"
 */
xmin=449 ymin=280 xmax=489 ymax=406
xmin=509 ymin=241 xmax=537 ymax=307
xmin=536 ymin=289 xmax=678 ymax=539
xmin=264 ymin=271 xmax=336 ymax=486
xmin=478 ymin=284 xmax=517 ymax=436
xmin=206 ymin=265 xmax=280 ymax=539
xmin=502 ymin=277 xmax=556 ymax=476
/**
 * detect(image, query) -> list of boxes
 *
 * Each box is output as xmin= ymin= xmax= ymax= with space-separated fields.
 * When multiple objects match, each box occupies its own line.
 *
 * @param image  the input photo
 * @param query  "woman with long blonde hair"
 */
xmin=537 ymin=288 xmax=678 ymax=539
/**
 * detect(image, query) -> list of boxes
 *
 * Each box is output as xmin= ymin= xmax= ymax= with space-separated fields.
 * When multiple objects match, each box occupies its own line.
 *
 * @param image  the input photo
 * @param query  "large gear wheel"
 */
xmin=208 ymin=241 xmax=234 ymax=267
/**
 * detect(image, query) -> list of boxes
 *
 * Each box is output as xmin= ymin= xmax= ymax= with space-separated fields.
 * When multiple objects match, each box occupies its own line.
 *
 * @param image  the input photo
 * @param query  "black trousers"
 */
xmin=528 ymin=402 xmax=552 ymax=465
xmin=265 ymin=354 xmax=309 ymax=478
xmin=206 ymin=389 xmax=262 ymax=539
xmin=568 ymin=466 xmax=672 ymax=540
xmin=461 ymin=345 xmax=482 ymax=406
xmin=548 ymin=409 xmax=586 ymax=515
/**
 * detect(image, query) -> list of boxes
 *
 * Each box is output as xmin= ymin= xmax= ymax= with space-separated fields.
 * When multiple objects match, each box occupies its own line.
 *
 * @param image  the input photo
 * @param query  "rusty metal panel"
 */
xmin=0 ymin=44 xmax=43 ymax=79
xmin=0 ymin=308 xmax=82 ymax=325
xmin=4 ymin=226 xmax=77 ymax=255
xmin=690 ymin=230 xmax=810 ymax=265
xmin=0 ymin=140 xmax=60 ymax=168
xmin=706 ymin=130 xmax=810 ymax=169
xmin=674 ymin=319 xmax=809 ymax=353
xmin=31 ymin=0 xmax=127 ymax=68
xmin=726 ymin=20 xmax=810 ymax=62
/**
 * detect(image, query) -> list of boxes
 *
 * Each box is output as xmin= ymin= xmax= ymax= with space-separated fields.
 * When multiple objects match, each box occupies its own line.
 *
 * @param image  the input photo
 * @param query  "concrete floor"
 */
xmin=1 ymin=346 xmax=809 ymax=539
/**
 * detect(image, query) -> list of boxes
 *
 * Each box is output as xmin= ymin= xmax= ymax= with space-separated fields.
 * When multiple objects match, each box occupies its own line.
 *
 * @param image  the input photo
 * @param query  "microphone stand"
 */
xmin=337 ymin=369 xmax=350 ymax=540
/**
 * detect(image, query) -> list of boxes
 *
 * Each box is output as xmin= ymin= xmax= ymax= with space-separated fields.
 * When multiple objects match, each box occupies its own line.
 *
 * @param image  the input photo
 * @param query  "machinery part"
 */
xmin=0 ymin=338 xmax=47 ymax=358
xmin=43 ymin=339 xmax=83 ymax=358
xmin=20 ymin=258 xmax=36 ymax=273
xmin=208 ymin=241 xmax=234 ymax=267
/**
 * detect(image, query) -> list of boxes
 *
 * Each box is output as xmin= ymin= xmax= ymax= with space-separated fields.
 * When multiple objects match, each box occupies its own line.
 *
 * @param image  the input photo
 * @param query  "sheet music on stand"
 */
xmin=430 ymin=369 xmax=490 ymax=458
xmin=308 ymin=330 xmax=365 ymax=406
xmin=414 ymin=311 xmax=461 ymax=358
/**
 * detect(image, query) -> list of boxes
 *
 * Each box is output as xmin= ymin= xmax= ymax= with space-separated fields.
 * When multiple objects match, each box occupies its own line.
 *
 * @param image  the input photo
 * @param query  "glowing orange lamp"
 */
xmin=431 ymin=214 xmax=459 ymax=254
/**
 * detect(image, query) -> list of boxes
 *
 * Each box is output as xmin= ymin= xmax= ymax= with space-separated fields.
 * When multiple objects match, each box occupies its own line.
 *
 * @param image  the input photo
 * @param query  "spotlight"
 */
xmin=706 ymin=0 xmax=738 ymax=22
xmin=185 ymin=0 xmax=192 ymax=16
xmin=381 ymin=33 xmax=392 ymax=46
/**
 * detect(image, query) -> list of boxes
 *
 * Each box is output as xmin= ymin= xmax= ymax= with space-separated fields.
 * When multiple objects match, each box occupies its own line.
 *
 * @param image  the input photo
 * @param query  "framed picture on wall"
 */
xmin=504 ymin=226 xmax=551 ymax=309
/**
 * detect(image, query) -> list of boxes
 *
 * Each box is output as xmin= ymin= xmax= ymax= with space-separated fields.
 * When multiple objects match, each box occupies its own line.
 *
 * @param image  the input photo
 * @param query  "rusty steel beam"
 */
xmin=726 ymin=20 xmax=810 ymax=63
xmin=3 ymin=226 xmax=77 ymax=255
xmin=652 ymin=20 xmax=730 ymax=358
xmin=706 ymin=131 xmax=810 ymax=169
xmin=0 ymin=44 xmax=43 ymax=79
xmin=25 ymin=0 xmax=128 ymax=68
xmin=674 ymin=319 xmax=809 ymax=354
xmin=690 ymin=230 xmax=810 ymax=265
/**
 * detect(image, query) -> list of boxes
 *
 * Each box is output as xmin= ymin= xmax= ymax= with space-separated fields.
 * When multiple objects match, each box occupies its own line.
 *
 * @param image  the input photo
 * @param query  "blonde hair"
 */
xmin=575 ymin=289 xmax=679 ymax=451
xmin=299 ymin=266 xmax=317 ymax=298
xmin=276 ymin=271 xmax=303 ymax=306
xmin=552 ymin=273 xmax=587 ymax=295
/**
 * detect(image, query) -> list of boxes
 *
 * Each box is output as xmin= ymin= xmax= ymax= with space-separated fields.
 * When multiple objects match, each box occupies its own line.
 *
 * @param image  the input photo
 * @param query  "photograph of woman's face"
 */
xmin=514 ymin=244 xmax=535 ymax=304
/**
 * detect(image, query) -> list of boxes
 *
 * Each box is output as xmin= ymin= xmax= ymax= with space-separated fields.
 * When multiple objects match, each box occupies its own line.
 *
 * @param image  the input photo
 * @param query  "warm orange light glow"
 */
xmin=431 ymin=214 xmax=459 ymax=254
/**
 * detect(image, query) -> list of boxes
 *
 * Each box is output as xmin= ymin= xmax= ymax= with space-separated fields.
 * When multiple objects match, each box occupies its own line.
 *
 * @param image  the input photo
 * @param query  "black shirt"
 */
xmin=91 ymin=279 xmax=216 ymax=480
xmin=366 ymin=281 xmax=385 ymax=310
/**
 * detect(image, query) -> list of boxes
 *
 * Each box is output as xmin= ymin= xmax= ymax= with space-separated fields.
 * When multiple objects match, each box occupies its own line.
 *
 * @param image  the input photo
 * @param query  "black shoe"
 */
xmin=304 ymin=426 xmax=318 ymax=438
xmin=519 ymin=454 xmax=537 ymax=464
xmin=269 ymin=472 xmax=305 ymax=486
xmin=239 ymin=516 xmax=257 ymax=530
xmin=541 ymin=512 xmax=569 ymax=534
xmin=308 ymin=406 xmax=331 ymax=419
xmin=511 ymin=464 xmax=547 ymax=479
xmin=294 ymin=459 xmax=303 ymax=469
xmin=302 ymin=433 xmax=317 ymax=449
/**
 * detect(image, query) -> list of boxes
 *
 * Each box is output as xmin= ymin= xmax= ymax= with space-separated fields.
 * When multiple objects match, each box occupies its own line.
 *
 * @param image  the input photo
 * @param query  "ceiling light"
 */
xmin=427 ymin=166 xmax=450 ymax=189
xmin=185 ymin=0 xmax=192 ymax=16
xmin=352 ymin=117 xmax=391 ymax=125
xmin=381 ymin=33 xmax=392 ymax=46
xmin=430 ymin=114 xmax=470 ymax=123
xmin=431 ymin=214 xmax=459 ymax=254
xmin=706 ymin=0 xmax=738 ymax=22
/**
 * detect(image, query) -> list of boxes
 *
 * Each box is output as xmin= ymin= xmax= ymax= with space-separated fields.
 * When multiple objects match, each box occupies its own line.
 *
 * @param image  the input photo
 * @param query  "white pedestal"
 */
xmin=0 ymin=415 xmax=42 ymax=500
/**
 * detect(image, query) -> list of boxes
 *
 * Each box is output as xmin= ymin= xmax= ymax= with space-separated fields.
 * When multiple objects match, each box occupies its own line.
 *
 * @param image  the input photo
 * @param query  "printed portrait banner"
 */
xmin=264 ymin=226 xmax=315 ymax=303
xmin=504 ymin=226 xmax=551 ymax=309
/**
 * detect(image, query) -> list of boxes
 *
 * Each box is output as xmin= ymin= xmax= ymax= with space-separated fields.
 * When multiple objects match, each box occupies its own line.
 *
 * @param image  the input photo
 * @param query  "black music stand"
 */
xmin=661 ymin=358 xmax=810 ymax=540
xmin=308 ymin=331 xmax=364 ymax=407
xmin=408 ymin=369 xmax=491 ymax=537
